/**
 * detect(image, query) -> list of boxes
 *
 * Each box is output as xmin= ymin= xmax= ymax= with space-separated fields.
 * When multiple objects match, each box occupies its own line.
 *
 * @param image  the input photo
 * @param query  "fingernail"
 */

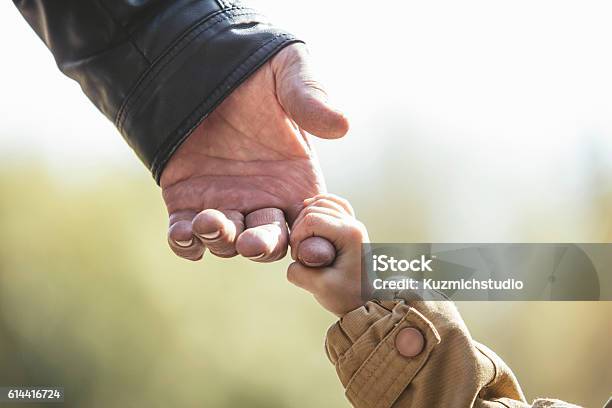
xmin=199 ymin=231 xmax=221 ymax=240
xmin=248 ymin=253 xmax=266 ymax=260
xmin=175 ymin=239 xmax=193 ymax=247
xmin=298 ymin=256 xmax=324 ymax=268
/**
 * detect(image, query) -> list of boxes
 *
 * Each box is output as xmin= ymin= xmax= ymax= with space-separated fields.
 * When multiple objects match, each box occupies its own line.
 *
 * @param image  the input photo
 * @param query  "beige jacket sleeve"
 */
xmin=325 ymin=292 xmax=582 ymax=408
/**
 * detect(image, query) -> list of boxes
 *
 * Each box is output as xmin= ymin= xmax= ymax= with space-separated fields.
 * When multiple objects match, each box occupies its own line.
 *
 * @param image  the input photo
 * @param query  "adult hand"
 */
xmin=161 ymin=44 xmax=348 ymax=263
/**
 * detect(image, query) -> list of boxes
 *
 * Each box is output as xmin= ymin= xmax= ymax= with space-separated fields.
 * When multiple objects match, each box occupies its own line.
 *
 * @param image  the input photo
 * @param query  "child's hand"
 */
xmin=287 ymin=194 xmax=369 ymax=317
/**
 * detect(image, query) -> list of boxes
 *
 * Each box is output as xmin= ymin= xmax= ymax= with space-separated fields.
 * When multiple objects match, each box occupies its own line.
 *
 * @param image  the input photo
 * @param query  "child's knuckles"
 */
xmin=330 ymin=195 xmax=355 ymax=215
xmin=289 ymin=224 xmax=305 ymax=243
xmin=310 ymin=198 xmax=344 ymax=214
xmin=342 ymin=220 xmax=365 ymax=240
xmin=299 ymin=206 xmax=317 ymax=218
xmin=303 ymin=212 xmax=324 ymax=229
xmin=314 ymin=193 xmax=354 ymax=215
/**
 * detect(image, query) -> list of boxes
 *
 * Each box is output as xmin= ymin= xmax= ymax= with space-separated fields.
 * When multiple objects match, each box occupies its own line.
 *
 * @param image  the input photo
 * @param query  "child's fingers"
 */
xmin=290 ymin=212 xmax=345 ymax=254
xmin=302 ymin=197 xmax=349 ymax=216
xmin=291 ymin=196 xmax=356 ymax=263
xmin=291 ymin=211 xmax=367 ymax=257
xmin=304 ymin=194 xmax=355 ymax=216
xmin=287 ymin=261 xmax=324 ymax=293
xmin=293 ymin=205 xmax=344 ymax=227
xmin=290 ymin=206 xmax=343 ymax=260
xmin=293 ymin=204 xmax=346 ymax=228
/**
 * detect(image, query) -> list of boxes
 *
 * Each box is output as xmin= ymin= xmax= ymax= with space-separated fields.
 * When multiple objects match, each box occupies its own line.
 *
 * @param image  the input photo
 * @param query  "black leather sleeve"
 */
xmin=14 ymin=0 xmax=302 ymax=182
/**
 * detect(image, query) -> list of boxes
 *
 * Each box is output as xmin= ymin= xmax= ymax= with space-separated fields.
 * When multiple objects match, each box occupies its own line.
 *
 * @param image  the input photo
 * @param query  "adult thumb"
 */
xmin=273 ymin=44 xmax=350 ymax=139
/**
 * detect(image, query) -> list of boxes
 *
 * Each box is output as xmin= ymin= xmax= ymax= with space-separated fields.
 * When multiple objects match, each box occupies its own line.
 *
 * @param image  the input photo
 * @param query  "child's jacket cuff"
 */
xmin=325 ymin=293 xmax=580 ymax=408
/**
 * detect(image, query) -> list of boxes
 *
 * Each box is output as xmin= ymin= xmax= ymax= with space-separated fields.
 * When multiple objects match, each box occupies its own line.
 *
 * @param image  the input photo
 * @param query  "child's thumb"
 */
xmin=287 ymin=261 xmax=324 ymax=293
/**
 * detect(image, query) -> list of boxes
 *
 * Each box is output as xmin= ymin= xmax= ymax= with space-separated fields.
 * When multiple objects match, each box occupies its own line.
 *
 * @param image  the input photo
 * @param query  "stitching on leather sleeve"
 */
xmin=114 ymin=6 xmax=251 ymax=130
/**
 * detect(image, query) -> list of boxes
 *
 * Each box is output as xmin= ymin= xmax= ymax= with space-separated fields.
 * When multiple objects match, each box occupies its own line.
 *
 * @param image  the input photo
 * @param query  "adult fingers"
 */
xmin=297 ymin=237 xmax=337 ymax=268
xmin=236 ymin=208 xmax=289 ymax=262
xmin=167 ymin=211 xmax=205 ymax=261
xmin=192 ymin=209 xmax=244 ymax=258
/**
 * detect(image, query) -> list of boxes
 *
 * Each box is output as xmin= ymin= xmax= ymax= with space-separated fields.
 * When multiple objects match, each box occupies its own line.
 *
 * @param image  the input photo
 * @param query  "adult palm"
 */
xmin=160 ymin=44 xmax=349 ymax=264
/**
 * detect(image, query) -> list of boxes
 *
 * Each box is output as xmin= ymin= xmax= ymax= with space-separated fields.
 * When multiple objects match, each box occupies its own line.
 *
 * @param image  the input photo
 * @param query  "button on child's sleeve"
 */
xmin=325 ymin=301 xmax=441 ymax=408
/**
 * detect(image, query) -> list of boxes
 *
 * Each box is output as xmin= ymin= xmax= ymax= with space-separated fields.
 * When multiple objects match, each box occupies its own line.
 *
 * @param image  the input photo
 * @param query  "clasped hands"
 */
xmin=160 ymin=44 xmax=366 ymax=315
xmin=161 ymin=43 xmax=349 ymax=268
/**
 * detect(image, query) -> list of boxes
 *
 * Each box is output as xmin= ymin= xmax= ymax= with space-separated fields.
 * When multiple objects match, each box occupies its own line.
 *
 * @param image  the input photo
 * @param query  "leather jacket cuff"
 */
xmin=16 ymin=0 xmax=301 ymax=182
xmin=115 ymin=4 xmax=301 ymax=182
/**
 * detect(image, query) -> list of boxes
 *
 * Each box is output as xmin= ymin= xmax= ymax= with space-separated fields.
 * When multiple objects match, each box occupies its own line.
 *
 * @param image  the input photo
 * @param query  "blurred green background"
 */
xmin=2 ymin=0 xmax=612 ymax=407
xmin=0 ymin=166 xmax=610 ymax=408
